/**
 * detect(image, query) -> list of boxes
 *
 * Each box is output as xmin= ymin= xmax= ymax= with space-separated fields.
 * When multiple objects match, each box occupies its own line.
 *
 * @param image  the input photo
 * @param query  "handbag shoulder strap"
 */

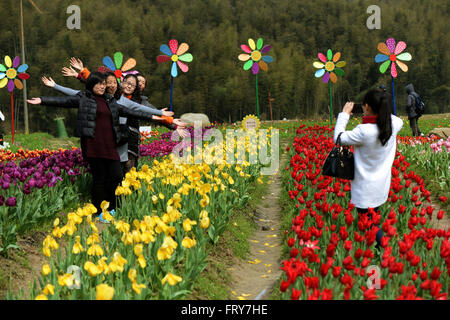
xmin=336 ymin=132 xmax=344 ymax=145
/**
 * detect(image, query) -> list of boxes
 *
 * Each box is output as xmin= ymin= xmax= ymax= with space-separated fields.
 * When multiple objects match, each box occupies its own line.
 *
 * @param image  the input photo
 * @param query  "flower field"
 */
xmin=278 ymin=123 xmax=449 ymax=300
xmin=3 ymin=125 xmax=272 ymax=300
xmin=0 ymin=115 xmax=448 ymax=300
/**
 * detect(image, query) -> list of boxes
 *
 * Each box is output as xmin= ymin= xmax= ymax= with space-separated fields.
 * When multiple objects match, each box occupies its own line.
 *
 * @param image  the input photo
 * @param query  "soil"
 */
xmin=0 ymin=231 xmax=47 ymax=299
xmin=228 ymin=146 xmax=288 ymax=300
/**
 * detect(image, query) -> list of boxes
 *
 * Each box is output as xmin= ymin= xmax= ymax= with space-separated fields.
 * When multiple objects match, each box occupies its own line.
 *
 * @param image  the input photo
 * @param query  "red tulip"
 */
xmin=291 ymin=288 xmax=301 ymax=300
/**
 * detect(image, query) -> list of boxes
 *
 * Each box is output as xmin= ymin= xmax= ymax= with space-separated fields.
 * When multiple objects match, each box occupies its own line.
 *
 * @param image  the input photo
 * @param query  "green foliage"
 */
xmin=0 ymin=0 xmax=448 ymax=135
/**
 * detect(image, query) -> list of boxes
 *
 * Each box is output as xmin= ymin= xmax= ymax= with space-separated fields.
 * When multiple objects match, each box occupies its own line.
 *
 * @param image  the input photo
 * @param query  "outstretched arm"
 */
xmin=42 ymin=76 xmax=80 ymax=96
xmin=28 ymin=95 xmax=80 ymax=109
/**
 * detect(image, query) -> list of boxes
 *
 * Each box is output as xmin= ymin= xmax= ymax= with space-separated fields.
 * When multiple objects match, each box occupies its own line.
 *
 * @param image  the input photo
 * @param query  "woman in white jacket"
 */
xmin=334 ymin=89 xmax=403 ymax=248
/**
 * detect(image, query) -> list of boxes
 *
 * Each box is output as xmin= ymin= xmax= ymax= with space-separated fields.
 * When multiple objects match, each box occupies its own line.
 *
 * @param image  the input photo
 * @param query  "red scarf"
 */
xmin=362 ymin=115 xmax=378 ymax=124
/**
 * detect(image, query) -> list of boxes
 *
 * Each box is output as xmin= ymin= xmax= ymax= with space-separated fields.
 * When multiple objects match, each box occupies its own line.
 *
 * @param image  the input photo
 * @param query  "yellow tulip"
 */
xmin=115 ymin=220 xmax=130 ymax=233
xmin=168 ymin=208 xmax=182 ymax=222
xmin=121 ymin=232 xmax=134 ymax=245
xmin=183 ymin=218 xmax=197 ymax=232
xmin=42 ymin=284 xmax=55 ymax=296
xmin=42 ymin=246 xmax=51 ymax=257
xmin=141 ymin=230 xmax=156 ymax=244
xmin=35 ymin=294 xmax=48 ymax=300
xmin=87 ymin=233 xmax=100 ymax=245
xmin=53 ymin=218 xmax=60 ymax=227
xmin=200 ymin=210 xmax=208 ymax=219
xmin=42 ymin=264 xmax=51 ymax=276
xmin=87 ymin=244 xmax=104 ymax=256
xmin=132 ymin=281 xmax=146 ymax=295
xmin=161 ymin=272 xmax=182 ymax=286
xmin=182 ymin=237 xmax=197 ymax=248
xmin=138 ymin=254 xmax=146 ymax=268
xmin=152 ymin=195 xmax=158 ymax=204
xmin=128 ymin=268 xmax=137 ymax=282
xmin=84 ymin=261 xmax=102 ymax=277
xmin=58 ymin=273 xmax=74 ymax=287
xmin=200 ymin=217 xmax=210 ymax=229
xmin=96 ymin=284 xmax=114 ymax=300
xmin=72 ymin=241 xmax=84 ymax=255
xmin=165 ymin=226 xmax=176 ymax=237
xmin=134 ymin=244 xmax=143 ymax=256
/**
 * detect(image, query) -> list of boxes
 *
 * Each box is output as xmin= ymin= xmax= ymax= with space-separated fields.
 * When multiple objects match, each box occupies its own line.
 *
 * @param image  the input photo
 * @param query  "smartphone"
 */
xmin=353 ymin=103 xmax=363 ymax=114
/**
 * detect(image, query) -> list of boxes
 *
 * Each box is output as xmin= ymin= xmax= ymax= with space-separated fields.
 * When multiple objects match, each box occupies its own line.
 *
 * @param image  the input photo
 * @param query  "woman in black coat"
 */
xmin=27 ymin=72 xmax=171 ymax=216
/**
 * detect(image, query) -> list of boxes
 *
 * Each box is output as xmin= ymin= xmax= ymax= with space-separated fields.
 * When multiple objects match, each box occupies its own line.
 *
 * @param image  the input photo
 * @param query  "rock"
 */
xmin=180 ymin=113 xmax=211 ymax=128
xmin=428 ymin=128 xmax=450 ymax=139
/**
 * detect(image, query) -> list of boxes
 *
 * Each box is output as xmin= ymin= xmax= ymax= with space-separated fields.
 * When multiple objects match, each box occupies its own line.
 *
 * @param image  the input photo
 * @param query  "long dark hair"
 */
xmin=362 ymin=89 xmax=393 ymax=146
xmin=122 ymin=74 xmax=141 ymax=103
xmin=85 ymin=72 xmax=106 ymax=94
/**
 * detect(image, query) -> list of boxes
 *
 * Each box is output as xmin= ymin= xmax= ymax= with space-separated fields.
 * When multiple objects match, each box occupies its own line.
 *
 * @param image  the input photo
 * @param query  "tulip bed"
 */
xmin=8 ymin=126 xmax=272 ymax=300
xmin=0 ymin=148 xmax=91 ymax=256
xmin=278 ymin=124 xmax=449 ymax=300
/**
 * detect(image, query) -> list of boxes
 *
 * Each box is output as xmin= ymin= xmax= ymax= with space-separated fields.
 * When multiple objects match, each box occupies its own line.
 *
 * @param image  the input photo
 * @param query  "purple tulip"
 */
xmin=0 ymin=196 xmax=4 ymax=206
xmin=6 ymin=197 xmax=17 ymax=207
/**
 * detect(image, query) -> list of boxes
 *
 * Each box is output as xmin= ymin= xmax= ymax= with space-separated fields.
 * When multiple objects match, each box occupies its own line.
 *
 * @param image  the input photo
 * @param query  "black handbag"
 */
xmin=322 ymin=132 xmax=354 ymax=180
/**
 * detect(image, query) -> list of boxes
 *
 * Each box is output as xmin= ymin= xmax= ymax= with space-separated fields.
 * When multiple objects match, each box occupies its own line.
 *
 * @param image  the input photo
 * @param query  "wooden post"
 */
xmin=268 ymin=91 xmax=274 ymax=123
xmin=20 ymin=0 xmax=29 ymax=134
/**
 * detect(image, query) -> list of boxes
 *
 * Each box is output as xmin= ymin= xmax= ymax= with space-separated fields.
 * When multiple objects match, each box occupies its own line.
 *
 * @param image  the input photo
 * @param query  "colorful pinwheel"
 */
xmin=374 ymin=37 xmax=412 ymax=114
xmin=157 ymin=39 xmax=193 ymax=111
xmin=102 ymin=52 xmax=137 ymax=83
xmin=238 ymin=38 xmax=273 ymax=118
xmin=313 ymin=49 xmax=346 ymax=83
xmin=313 ymin=49 xmax=346 ymax=124
xmin=0 ymin=55 xmax=30 ymax=144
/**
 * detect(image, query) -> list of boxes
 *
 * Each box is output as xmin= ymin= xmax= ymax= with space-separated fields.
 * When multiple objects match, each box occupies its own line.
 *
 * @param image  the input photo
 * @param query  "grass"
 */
xmin=2 ymin=132 xmax=80 ymax=153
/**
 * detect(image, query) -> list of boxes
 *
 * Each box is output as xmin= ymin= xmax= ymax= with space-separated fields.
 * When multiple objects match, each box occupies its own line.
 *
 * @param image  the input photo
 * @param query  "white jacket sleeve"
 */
xmin=333 ymin=112 xmax=365 ymax=146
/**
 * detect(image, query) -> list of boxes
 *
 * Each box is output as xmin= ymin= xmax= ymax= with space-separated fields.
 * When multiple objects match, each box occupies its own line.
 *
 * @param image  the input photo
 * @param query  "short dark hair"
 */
xmin=122 ymin=74 xmax=141 ymax=102
xmin=85 ymin=72 xmax=107 ymax=93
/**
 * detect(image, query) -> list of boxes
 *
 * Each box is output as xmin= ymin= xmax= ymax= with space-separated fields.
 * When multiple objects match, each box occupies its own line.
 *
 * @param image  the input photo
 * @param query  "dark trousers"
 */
xmin=356 ymin=207 xmax=382 ymax=249
xmin=87 ymin=158 xmax=123 ymax=214
xmin=409 ymin=117 xmax=422 ymax=136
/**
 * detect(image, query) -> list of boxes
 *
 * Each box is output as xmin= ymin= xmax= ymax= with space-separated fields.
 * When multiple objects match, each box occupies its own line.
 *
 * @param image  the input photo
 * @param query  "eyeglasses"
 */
xmin=123 ymin=81 xmax=136 ymax=89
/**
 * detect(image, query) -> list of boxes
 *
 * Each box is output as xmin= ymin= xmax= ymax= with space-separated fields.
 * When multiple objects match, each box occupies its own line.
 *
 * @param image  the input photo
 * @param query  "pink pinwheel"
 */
xmin=375 ymin=37 xmax=412 ymax=78
xmin=238 ymin=38 xmax=273 ymax=75
xmin=0 ymin=55 xmax=30 ymax=144
xmin=238 ymin=37 xmax=273 ymax=118
xmin=313 ymin=49 xmax=346 ymax=83
xmin=156 ymin=39 xmax=193 ymax=111
xmin=157 ymin=39 xmax=193 ymax=78
xmin=313 ymin=49 xmax=345 ymax=124
xmin=0 ymin=55 xmax=30 ymax=92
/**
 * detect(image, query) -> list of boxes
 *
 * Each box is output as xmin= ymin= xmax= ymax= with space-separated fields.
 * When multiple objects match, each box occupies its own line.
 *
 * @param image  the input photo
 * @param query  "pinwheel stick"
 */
xmin=329 ymin=82 xmax=333 ymax=124
xmin=11 ymin=92 xmax=15 ymax=144
xmin=170 ymin=76 xmax=174 ymax=111
xmin=391 ymin=76 xmax=396 ymax=115
xmin=255 ymin=74 xmax=260 ymax=118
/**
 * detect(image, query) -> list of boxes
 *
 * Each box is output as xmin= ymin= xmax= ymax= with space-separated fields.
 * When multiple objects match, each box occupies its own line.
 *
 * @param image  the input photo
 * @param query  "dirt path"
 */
xmin=229 ymin=146 xmax=288 ymax=300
